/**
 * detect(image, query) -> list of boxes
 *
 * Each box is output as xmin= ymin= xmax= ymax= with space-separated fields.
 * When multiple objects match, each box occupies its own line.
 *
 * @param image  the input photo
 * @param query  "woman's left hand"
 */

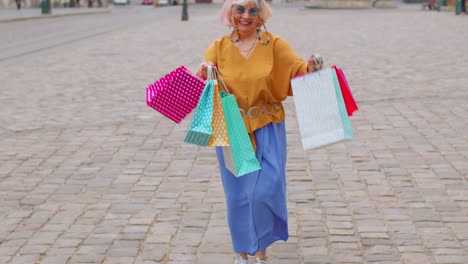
xmin=307 ymin=53 xmax=324 ymax=72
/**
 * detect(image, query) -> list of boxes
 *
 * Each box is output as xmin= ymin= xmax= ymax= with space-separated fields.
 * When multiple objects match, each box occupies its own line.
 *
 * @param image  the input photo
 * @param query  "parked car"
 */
xmin=141 ymin=0 xmax=153 ymax=4
xmin=113 ymin=0 xmax=130 ymax=4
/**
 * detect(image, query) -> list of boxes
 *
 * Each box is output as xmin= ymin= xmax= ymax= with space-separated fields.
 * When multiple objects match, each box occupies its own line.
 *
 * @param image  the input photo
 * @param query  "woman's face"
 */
xmin=231 ymin=2 xmax=262 ymax=36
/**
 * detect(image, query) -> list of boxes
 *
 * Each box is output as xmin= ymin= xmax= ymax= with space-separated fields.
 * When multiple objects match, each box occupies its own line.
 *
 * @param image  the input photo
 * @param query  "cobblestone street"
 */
xmin=1 ymin=3 xmax=467 ymax=263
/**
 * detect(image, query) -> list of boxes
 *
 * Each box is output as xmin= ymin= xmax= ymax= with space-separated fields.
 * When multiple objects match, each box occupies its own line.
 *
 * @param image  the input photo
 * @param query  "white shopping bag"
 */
xmin=291 ymin=68 xmax=352 ymax=150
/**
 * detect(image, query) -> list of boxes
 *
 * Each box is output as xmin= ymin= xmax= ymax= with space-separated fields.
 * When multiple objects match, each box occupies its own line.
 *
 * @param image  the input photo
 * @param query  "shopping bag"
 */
xmin=146 ymin=66 xmax=205 ymax=124
xmin=291 ymin=68 xmax=353 ymax=150
xmin=184 ymin=80 xmax=215 ymax=146
xmin=332 ymin=69 xmax=354 ymax=140
xmin=220 ymin=90 xmax=261 ymax=177
xmin=332 ymin=65 xmax=358 ymax=116
xmin=208 ymin=82 xmax=230 ymax=146
xmin=205 ymin=66 xmax=230 ymax=147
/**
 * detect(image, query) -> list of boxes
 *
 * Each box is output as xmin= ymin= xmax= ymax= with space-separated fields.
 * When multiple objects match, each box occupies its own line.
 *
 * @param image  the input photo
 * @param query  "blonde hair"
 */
xmin=219 ymin=0 xmax=272 ymax=27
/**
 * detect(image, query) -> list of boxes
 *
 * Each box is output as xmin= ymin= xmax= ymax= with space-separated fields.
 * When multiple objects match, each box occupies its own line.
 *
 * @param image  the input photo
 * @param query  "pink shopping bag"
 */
xmin=146 ymin=66 xmax=205 ymax=123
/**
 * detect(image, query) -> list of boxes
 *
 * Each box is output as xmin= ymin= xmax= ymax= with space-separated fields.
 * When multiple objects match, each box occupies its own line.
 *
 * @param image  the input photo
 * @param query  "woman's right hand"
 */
xmin=197 ymin=61 xmax=216 ymax=80
xmin=307 ymin=54 xmax=324 ymax=72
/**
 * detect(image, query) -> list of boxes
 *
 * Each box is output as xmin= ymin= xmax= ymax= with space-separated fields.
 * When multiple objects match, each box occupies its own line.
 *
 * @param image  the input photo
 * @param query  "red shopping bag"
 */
xmin=332 ymin=65 xmax=358 ymax=116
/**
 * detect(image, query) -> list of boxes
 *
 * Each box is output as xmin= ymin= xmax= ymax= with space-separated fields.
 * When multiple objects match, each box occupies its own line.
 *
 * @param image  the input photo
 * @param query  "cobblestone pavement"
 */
xmin=1 ymin=3 xmax=468 ymax=264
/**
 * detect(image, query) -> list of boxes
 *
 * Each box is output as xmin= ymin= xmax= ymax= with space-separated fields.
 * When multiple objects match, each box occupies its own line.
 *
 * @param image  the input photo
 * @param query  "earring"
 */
xmin=230 ymin=26 xmax=240 ymax=43
xmin=256 ymin=23 xmax=270 ymax=46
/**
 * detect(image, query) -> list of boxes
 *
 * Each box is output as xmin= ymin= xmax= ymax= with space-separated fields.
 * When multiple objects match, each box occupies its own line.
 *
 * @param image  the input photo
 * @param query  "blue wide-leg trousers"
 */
xmin=216 ymin=121 xmax=288 ymax=255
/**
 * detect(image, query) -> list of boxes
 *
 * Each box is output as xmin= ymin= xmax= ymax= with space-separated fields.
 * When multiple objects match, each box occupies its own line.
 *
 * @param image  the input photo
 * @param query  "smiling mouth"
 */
xmin=239 ymin=21 xmax=252 ymax=25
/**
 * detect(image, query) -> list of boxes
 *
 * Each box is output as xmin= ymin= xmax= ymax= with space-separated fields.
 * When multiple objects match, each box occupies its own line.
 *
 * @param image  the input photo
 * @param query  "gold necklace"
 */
xmin=237 ymin=40 xmax=258 ymax=55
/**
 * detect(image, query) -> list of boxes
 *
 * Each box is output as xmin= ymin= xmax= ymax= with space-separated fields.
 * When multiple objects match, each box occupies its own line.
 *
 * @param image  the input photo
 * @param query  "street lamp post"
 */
xmin=181 ymin=0 xmax=188 ymax=21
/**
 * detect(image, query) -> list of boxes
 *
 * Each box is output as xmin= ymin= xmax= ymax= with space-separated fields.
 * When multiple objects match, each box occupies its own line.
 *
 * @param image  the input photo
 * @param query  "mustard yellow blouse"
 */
xmin=204 ymin=34 xmax=308 ymax=147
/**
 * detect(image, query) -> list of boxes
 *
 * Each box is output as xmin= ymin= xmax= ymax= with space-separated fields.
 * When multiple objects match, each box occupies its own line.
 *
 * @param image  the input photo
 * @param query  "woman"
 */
xmin=197 ymin=0 xmax=323 ymax=263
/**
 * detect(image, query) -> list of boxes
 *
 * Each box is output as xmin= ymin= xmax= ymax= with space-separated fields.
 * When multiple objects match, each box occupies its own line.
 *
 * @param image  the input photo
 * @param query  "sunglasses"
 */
xmin=233 ymin=5 xmax=261 ymax=17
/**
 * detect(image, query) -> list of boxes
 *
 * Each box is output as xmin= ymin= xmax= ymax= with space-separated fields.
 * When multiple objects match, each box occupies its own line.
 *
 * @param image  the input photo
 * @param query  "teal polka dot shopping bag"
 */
xmin=220 ymin=90 xmax=261 ymax=177
xmin=184 ymin=80 xmax=215 ymax=146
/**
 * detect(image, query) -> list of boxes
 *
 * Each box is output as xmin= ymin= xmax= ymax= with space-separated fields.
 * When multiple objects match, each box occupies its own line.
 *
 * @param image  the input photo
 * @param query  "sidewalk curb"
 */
xmin=0 ymin=9 xmax=111 ymax=23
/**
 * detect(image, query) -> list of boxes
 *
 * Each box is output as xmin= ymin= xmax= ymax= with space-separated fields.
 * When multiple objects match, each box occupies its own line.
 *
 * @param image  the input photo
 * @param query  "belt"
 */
xmin=239 ymin=103 xmax=282 ymax=119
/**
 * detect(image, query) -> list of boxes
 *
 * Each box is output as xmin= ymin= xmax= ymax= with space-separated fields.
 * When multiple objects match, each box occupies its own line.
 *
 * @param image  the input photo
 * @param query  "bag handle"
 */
xmin=207 ymin=65 xmax=215 ymax=81
xmin=206 ymin=65 xmax=230 ymax=94
xmin=212 ymin=67 xmax=230 ymax=94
